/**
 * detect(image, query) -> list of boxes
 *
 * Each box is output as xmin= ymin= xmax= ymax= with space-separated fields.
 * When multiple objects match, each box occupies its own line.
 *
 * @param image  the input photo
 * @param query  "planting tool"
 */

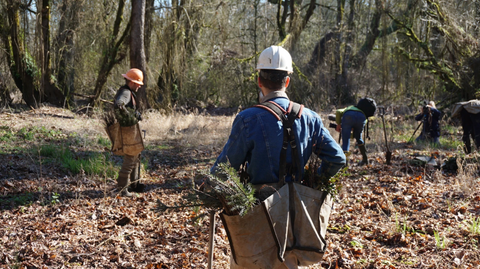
xmin=207 ymin=211 xmax=216 ymax=269
xmin=408 ymin=121 xmax=422 ymax=144
xmin=379 ymin=106 xmax=392 ymax=165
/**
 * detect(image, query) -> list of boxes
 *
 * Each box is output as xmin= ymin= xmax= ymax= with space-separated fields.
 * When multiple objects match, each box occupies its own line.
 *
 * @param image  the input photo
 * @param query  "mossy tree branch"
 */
xmin=387 ymin=0 xmax=479 ymax=99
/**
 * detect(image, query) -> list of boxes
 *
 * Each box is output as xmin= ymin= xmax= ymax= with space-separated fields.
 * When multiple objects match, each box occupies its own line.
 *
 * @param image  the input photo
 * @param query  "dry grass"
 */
xmin=141 ymin=110 xmax=234 ymax=150
xmin=3 ymin=106 xmax=235 ymax=151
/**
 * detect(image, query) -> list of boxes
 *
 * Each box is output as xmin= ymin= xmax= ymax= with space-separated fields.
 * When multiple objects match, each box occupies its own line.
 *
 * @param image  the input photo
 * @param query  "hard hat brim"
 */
xmin=122 ymin=74 xmax=144 ymax=85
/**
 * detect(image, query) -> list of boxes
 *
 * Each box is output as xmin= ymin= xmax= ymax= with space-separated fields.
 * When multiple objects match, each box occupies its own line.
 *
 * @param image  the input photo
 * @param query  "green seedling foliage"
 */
xmin=207 ymin=162 xmax=257 ymax=216
xmin=18 ymin=127 xmax=35 ymax=140
xmin=115 ymin=107 xmax=138 ymax=127
xmin=470 ymin=217 xmax=480 ymax=235
xmin=434 ymin=230 xmax=448 ymax=249
xmin=51 ymin=192 xmax=60 ymax=205
xmin=303 ymin=157 xmax=345 ymax=199
xmin=155 ymin=162 xmax=257 ymax=217
xmin=350 ymin=240 xmax=364 ymax=248
xmin=140 ymin=156 xmax=149 ymax=171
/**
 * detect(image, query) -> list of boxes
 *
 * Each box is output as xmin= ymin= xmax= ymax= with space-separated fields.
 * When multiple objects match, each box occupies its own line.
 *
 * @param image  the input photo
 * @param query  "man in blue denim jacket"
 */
xmin=211 ymin=45 xmax=345 ymax=269
xmin=212 ymin=46 xmax=345 ymax=187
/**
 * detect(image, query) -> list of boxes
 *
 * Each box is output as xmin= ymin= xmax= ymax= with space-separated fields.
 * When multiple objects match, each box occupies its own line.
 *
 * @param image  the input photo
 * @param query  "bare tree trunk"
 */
xmin=2 ymin=0 xmax=41 ymax=108
xmin=90 ymin=0 xmax=130 ymax=107
xmin=276 ymin=0 xmax=288 ymax=41
xmin=39 ymin=0 xmax=65 ymax=107
xmin=351 ymin=0 xmax=383 ymax=69
xmin=131 ymin=0 xmax=149 ymax=111
xmin=333 ymin=0 xmax=345 ymax=104
xmin=338 ymin=0 xmax=356 ymax=104
xmin=157 ymin=0 xmax=182 ymax=109
xmin=55 ymin=0 xmax=80 ymax=105
xmin=0 ymin=72 xmax=13 ymax=107
xmin=144 ymin=0 xmax=155 ymax=63
xmin=476 ymin=1 xmax=480 ymax=37
xmin=290 ymin=0 xmax=317 ymax=52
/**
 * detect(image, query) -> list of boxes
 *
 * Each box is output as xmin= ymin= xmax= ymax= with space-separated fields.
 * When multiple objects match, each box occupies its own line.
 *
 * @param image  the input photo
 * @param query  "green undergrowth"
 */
xmin=0 ymin=125 xmax=118 ymax=178
xmin=57 ymin=148 xmax=117 ymax=177
xmin=387 ymin=119 xmax=463 ymax=151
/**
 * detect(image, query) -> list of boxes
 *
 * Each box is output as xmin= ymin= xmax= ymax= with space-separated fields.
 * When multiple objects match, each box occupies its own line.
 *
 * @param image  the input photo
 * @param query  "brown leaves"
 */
xmin=2 ymin=110 xmax=480 ymax=268
xmin=322 ymin=150 xmax=480 ymax=268
xmin=115 ymin=216 xmax=133 ymax=226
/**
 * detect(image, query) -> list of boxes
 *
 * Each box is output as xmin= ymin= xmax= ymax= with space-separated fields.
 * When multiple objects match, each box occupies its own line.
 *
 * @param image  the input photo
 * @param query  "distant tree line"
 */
xmin=0 ymin=0 xmax=479 ymax=111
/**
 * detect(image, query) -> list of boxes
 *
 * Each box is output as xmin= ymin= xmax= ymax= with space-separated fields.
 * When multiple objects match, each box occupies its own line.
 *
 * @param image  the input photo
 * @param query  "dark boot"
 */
xmin=358 ymin=144 xmax=368 ymax=166
xmin=464 ymin=139 xmax=472 ymax=154
xmin=118 ymin=154 xmax=138 ymax=196
xmin=129 ymin=162 xmax=145 ymax=193
xmin=117 ymin=172 xmax=133 ymax=197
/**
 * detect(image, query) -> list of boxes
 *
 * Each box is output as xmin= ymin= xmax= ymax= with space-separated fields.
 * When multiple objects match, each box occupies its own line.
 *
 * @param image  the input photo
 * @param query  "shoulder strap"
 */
xmin=254 ymin=101 xmax=304 ymax=185
xmin=131 ymin=91 xmax=136 ymax=108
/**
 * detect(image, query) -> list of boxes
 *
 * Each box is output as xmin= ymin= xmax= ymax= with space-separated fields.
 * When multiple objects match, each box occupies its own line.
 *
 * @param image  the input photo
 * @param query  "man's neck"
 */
xmin=260 ymin=90 xmax=289 ymax=103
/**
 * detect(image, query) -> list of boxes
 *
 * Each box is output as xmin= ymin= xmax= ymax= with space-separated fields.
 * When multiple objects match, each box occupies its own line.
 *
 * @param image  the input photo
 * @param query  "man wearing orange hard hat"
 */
xmin=113 ymin=68 xmax=145 ymax=197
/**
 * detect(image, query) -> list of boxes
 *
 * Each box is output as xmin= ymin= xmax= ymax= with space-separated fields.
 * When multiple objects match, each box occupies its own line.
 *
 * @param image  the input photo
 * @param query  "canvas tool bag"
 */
xmin=220 ymin=101 xmax=333 ymax=268
xmin=221 ymin=183 xmax=332 ymax=268
xmin=106 ymin=122 xmax=144 ymax=156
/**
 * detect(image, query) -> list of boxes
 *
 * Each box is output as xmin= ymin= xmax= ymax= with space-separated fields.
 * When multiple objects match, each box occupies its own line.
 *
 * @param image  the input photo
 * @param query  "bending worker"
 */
xmin=415 ymin=101 xmax=442 ymax=145
xmin=335 ymin=98 xmax=376 ymax=166
xmin=452 ymin=100 xmax=480 ymax=153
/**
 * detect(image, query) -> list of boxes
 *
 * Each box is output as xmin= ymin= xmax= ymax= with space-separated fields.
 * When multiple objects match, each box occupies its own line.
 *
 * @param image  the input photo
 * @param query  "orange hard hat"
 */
xmin=122 ymin=68 xmax=144 ymax=85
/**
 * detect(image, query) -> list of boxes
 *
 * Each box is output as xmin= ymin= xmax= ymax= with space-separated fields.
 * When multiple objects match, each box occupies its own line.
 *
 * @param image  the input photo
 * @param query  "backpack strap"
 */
xmin=254 ymin=101 xmax=304 ymax=185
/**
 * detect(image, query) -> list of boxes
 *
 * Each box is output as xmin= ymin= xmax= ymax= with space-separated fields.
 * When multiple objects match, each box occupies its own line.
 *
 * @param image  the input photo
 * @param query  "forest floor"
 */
xmin=1 ymin=106 xmax=480 ymax=269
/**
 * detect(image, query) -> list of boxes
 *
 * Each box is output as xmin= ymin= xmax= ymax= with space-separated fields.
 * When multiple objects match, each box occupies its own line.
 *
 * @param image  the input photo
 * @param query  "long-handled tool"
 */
xmin=379 ymin=107 xmax=392 ymax=165
xmin=207 ymin=211 xmax=216 ymax=269
xmin=408 ymin=121 xmax=422 ymax=144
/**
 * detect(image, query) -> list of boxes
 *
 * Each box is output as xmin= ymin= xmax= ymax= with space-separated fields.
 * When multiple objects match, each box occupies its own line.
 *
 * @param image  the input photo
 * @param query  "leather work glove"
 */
xmin=135 ymin=111 xmax=142 ymax=121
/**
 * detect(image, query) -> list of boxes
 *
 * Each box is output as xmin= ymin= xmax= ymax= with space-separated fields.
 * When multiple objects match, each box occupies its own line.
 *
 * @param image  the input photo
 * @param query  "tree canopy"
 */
xmin=0 ymin=0 xmax=479 ymax=111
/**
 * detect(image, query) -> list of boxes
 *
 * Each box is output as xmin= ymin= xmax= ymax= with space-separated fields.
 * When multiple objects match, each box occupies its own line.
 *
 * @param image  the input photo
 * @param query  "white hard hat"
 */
xmin=256 ymin=46 xmax=293 ymax=73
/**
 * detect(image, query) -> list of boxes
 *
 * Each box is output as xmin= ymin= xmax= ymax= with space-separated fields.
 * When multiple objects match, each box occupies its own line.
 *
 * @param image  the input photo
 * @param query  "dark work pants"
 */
xmin=461 ymin=109 xmax=480 ymax=153
xmin=117 ymin=154 xmax=140 ymax=188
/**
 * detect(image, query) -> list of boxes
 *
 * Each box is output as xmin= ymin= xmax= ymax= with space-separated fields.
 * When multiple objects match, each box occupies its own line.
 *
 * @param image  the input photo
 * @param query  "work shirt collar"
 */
xmin=260 ymin=90 xmax=289 ymax=103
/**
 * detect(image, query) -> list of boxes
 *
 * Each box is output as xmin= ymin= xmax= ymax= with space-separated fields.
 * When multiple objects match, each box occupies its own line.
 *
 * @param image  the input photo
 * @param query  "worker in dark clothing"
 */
xmin=415 ymin=101 xmax=442 ymax=145
xmin=452 ymin=100 xmax=480 ymax=153
xmin=460 ymin=108 xmax=477 ymax=153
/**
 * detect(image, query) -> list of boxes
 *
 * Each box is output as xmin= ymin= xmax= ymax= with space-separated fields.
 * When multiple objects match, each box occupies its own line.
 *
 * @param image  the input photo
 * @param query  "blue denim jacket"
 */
xmin=211 ymin=97 xmax=346 ymax=185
